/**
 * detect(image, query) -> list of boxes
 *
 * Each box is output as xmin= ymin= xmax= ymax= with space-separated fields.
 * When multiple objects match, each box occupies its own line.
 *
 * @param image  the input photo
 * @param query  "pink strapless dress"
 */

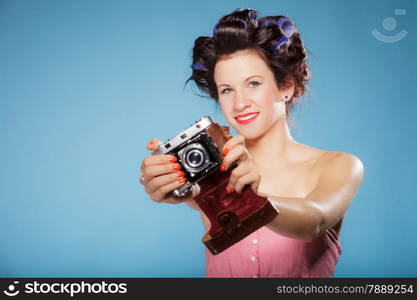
xmin=205 ymin=225 xmax=342 ymax=278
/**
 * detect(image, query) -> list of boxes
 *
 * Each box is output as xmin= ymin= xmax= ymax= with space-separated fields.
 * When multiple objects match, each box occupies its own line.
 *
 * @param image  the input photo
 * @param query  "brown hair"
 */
xmin=186 ymin=8 xmax=310 ymax=115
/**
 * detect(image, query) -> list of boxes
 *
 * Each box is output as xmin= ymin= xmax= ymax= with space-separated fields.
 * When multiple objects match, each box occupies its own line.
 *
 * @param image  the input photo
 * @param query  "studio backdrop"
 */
xmin=0 ymin=0 xmax=416 ymax=277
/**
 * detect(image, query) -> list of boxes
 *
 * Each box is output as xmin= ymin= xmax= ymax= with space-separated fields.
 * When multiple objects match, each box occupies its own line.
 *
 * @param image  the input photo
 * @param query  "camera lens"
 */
xmin=179 ymin=142 xmax=211 ymax=175
xmin=186 ymin=149 xmax=205 ymax=168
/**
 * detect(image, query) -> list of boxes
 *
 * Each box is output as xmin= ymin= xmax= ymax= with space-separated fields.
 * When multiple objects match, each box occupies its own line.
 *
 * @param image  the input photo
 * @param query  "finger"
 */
xmin=233 ymin=170 xmax=260 ymax=194
xmin=145 ymin=171 xmax=186 ymax=194
xmin=143 ymin=162 xmax=183 ymax=181
xmin=221 ymin=144 xmax=246 ymax=172
xmin=141 ymin=154 xmax=178 ymax=174
xmin=221 ymin=126 xmax=232 ymax=139
xmin=151 ymin=177 xmax=189 ymax=203
xmin=146 ymin=138 xmax=162 ymax=151
xmin=227 ymin=162 xmax=251 ymax=191
xmin=222 ymin=134 xmax=245 ymax=155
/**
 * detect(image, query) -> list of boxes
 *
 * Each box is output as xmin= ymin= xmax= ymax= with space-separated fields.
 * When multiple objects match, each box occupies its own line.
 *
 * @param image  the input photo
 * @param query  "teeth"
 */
xmin=236 ymin=113 xmax=258 ymax=121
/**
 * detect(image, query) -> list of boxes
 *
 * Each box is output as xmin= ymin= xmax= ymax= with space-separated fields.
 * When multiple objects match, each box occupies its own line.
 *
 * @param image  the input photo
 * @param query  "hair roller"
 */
xmin=277 ymin=17 xmax=294 ymax=38
xmin=192 ymin=62 xmax=209 ymax=71
xmin=260 ymin=19 xmax=276 ymax=27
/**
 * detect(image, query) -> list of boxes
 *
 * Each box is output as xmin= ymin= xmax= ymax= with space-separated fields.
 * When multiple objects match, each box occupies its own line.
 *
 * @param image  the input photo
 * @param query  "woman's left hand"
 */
xmin=220 ymin=134 xmax=261 ymax=195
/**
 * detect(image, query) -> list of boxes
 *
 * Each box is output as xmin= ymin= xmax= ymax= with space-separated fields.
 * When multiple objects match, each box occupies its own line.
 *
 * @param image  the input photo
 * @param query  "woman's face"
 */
xmin=214 ymin=50 xmax=288 ymax=140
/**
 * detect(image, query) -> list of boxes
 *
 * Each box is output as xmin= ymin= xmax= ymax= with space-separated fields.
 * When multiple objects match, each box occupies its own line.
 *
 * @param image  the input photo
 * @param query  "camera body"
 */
xmin=153 ymin=116 xmax=279 ymax=255
xmin=153 ymin=116 xmax=224 ymax=198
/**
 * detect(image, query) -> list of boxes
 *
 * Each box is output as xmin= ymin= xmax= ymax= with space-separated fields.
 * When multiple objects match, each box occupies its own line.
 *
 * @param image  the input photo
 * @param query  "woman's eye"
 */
xmin=220 ymin=82 xmax=260 ymax=94
xmin=248 ymin=81 xmax=260 ymax=88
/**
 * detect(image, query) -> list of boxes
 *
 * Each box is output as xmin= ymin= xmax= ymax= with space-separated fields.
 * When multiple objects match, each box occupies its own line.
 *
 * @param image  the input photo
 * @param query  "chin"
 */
xmin=241 ymin=133 xmax=262 ymax=141
xmin=239 ymin=129 xmax=266 ymax=140
xmin=230 ymin=122 xmax=268 ymax=140
xmin=232 ymin=115 xmax=281 ymax=140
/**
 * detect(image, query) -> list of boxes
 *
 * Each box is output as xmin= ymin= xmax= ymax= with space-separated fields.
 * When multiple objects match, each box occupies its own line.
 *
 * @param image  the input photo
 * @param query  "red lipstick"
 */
xmin=235 ymin=112 xmax=259 ymax=125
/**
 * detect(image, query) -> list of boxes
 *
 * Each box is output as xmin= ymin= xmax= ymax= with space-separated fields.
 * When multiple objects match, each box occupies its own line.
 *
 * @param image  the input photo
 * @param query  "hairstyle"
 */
xmin=186 ymin=8 xmax=310 ymax=115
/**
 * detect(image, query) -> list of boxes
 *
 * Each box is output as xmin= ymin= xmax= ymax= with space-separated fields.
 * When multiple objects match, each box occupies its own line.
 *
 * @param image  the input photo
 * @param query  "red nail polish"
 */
xmin=226 ymin=187 xmax=234 ymax=194
xmin=169 ymin=156 xmax=178 ymax=163
xmin=220 ymin=163 xmax=226 ymax=172
xmin=177 ymin=171 xmax=185 ymax=178
xmin=173 ymin=164 xmax=181 ymax=170
xmin=146 ymin=141 xmax=154 ymax=149
xmin=178 ymin=177 xmax=187 ymax=184
xmin=222 ymin=146 xmax=229 ymax=156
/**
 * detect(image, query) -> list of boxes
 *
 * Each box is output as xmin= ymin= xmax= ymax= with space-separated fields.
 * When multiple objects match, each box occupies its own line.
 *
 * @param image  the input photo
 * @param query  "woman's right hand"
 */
xmin=139 ymin=138 xmax=199 ymax=204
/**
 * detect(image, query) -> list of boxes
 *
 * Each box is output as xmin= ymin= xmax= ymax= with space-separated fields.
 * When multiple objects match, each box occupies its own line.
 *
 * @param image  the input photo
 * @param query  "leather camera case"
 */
xmin=193 ymin=122 xmax=279 ymax=255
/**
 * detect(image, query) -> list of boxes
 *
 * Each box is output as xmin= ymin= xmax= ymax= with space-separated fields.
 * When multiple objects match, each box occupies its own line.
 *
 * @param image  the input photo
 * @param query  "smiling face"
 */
xmin=214 ymin=49 xmax=290 ymax=140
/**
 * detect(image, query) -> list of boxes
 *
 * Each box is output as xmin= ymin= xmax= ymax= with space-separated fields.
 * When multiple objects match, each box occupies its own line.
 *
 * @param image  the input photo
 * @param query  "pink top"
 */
xmin=205 ymin=225 xmax=342 ymax=278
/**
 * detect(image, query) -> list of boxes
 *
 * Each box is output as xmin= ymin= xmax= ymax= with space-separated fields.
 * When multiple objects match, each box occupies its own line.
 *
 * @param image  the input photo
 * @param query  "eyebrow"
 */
xmin=217 ymin=75 xmax=264 ymax=89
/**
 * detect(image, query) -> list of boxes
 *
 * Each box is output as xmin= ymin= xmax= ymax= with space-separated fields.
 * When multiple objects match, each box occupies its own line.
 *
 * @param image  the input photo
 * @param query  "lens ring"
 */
xmin=186 ymin=149 xmax=204 ymax=168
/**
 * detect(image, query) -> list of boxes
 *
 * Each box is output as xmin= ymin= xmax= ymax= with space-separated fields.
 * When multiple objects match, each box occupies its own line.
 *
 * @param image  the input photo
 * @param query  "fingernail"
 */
xmin=177 ymin=171 xmax=185 ymax=178
xmin=169 ymin=156 xmax=177 ymax=163
xmin=226 ymin=187 xmax=234 ymax=194
xmin=222 ymin=146 xmax=229 ymax=156
xmin=220 ymin=163 xmax=226 ymax=172
xmin=178 ymin=177 xmax=187 ymax=184
xmin=146 ymin=141 xmax=154 ymax=149
xmin=172 ymin=164 xmax=181 ymax=170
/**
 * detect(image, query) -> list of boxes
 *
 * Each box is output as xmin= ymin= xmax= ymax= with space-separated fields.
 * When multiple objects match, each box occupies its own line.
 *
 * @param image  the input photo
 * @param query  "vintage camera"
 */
xmin=154 ymin=116 xmax=279 ymax=255
xmin=153 ymin=116 xmax=226 ymax=198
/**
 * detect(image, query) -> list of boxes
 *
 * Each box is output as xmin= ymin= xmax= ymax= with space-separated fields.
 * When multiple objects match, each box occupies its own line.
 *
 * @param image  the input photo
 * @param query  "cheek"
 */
xmin=254 ymin=88 xmax=277 ymax=111
xmin=254 ymin=88 xmax=283 ymax=123
xmin=219 ymin=100 xmax=233 ymax=120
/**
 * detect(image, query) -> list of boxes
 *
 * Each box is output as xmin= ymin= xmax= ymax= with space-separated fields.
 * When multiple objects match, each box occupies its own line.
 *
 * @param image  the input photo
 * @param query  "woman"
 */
xmin=139 ymin=8 xmax=364 ymax=278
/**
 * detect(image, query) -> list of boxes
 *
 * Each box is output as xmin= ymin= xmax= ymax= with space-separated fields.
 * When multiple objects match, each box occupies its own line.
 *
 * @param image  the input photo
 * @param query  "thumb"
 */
xmin=146 ymin=138 xmax=162 ymax=151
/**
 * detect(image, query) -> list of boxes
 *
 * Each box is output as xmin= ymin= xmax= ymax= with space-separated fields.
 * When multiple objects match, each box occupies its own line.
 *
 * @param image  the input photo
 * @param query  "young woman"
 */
xmin=139 ymin=8 xmax=364 ymax=278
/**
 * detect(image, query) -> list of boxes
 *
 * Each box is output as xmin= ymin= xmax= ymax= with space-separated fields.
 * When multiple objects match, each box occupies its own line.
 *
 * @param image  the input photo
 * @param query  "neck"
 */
xmin=245 ymin=116 xmax=296 ymax=168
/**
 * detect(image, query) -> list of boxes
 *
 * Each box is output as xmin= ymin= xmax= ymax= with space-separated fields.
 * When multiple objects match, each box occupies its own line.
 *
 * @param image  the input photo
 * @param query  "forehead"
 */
xmin=214 ymin=50 xmax=271 ymax=84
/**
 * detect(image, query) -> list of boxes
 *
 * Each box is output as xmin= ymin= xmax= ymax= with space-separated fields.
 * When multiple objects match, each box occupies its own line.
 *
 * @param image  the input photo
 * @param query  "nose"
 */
xmin=233 ymin=90 xmax=251 ymax=112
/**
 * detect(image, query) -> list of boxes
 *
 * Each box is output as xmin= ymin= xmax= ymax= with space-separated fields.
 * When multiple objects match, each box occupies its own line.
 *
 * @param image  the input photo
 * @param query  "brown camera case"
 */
xmin=193 ymin=123 xmax=279 ymax=255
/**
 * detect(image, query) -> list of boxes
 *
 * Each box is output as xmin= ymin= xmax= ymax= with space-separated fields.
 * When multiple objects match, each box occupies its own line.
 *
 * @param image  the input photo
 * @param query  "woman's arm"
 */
xmin=185 ymin=199 xmax=201 ymax=211
xmin=183 ymin=184 xmax=202 ymax=211
xmin=264 ymin=152 xmax=364 ymax=241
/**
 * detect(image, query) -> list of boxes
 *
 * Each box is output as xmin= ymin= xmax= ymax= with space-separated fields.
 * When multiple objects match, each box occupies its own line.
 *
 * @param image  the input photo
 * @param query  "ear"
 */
xmin=280 ymin=75 xmax=295 ymax=102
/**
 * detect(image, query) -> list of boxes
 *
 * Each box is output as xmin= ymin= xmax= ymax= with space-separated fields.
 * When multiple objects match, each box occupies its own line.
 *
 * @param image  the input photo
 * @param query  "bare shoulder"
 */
xmin=296 ymin=142 xmax=364 ymax=175
xmin=316 ymin=150 xmax=365 ymax=185
xmin=319 ymin=151 xmax=364 ymax=172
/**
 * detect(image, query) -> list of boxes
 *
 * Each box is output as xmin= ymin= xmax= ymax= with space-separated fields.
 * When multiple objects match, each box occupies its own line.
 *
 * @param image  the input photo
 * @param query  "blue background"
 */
xmin=0 ymin=0 xmax=416 ymax=277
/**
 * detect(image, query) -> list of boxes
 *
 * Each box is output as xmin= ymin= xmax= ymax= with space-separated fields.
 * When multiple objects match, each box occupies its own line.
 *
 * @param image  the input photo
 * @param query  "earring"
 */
xmin=284 ymin=95 xmax=289 ymax=99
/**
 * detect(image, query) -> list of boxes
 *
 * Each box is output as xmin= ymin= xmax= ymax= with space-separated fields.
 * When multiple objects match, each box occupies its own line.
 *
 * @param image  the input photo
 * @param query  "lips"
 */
xmin=235 ymin=112 xmax=259 ymax=125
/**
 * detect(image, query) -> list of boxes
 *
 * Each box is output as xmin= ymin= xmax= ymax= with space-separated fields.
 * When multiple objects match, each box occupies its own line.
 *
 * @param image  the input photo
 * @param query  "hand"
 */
xmin=220 ymin=134 xmax=261 ymax=195
xmin=139 ymin=138 xmax=199 ymax=204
